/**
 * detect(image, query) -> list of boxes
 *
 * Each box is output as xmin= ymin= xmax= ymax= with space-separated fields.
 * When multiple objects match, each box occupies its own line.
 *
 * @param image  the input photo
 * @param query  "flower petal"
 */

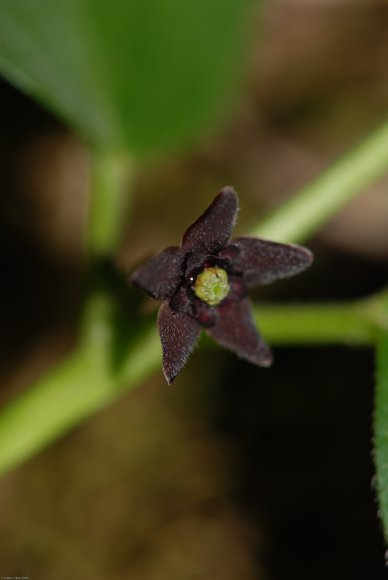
xmin=170 ymin=285 xmax=195 ymax=317
xmin=181 ymin=187 xmax=238 ymax=254
xmin=157 ymin=303 xmax=200 ymax=384
xmin=206 ymin=298 xmax=273 ymax=367
xmin=223 ymin=237 xmax=313 ymax=287
xmin=130 ymin=246 xmax=184 ymax=299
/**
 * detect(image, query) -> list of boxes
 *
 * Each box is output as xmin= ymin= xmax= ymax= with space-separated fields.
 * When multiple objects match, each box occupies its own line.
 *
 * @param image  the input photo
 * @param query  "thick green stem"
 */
xmin=0 ymin=317 xmax=160 ymax=476
xmin=253 ymin=119 xmax=388 ymax=243
xmin=0 ymin=293 xmax=386 ymax=475
xmin=256 ymin=299 xmax=383 ymax=346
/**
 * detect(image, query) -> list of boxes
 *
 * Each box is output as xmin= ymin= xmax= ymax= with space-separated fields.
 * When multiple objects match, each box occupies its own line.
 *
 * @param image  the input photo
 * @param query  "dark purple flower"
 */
xmin=130 ymin=187 xmax=313 ymax=384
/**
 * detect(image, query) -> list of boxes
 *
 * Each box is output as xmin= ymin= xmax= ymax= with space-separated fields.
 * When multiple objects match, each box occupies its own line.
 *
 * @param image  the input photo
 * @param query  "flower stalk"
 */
xmin=254 ymin=119 xmax=388 ymax=244
xmin=0 ymin=293 xmax=385 ymax=475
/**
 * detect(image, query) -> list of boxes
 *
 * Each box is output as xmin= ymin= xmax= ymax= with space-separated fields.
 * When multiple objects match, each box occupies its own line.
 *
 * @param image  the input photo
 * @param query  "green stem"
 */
xmin=374 ymin=332 xmax=388 ymax=544
xmin=252 ymin=119 xmax=388 ymax=243
xmin=0 ymin=150 xmax=135 ymax=476
xmin=0 ymin=316 xmax=160 ymax=476
xmin=2 ymin=118 xmax=388 ymax=475
xmin=0 ymin=293 xmax=386 ymax=475
xmin=372 ymin=291 xmax=388 ymax=543
xmin=255 ymin=299 xmax=383 ymax=346
xmin=88 ymin=151 xmax=133 ymax=255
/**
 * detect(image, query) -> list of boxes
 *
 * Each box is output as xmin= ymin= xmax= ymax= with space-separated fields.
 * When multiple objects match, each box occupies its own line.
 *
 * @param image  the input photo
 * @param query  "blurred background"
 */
xmin=1 ymin=0 xmax=388 ymax=578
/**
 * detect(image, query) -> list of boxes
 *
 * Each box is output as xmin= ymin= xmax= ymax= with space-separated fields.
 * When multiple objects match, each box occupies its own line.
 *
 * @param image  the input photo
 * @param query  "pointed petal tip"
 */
xmin=128 ymin=269 xmax=142 ymax=288
xmin=259 ymin=351 xmax=274 ymax=368
xmin=229 ymin=237 xmax=313 ymax=287
xmin=297 ymin=244 xmax=314 ymax=266
xmin=217 ymin=185 xmax=239 ymax=211
xmin=207 ymin=299 xmax=275 ymax=369
xmin=128 ymin=269 xmax=144 ymax=292
xmin=181 ymin=186 xmax=239 ymax=254
xmin=307 ymin=248 xmax=314 ymax=266
xmin=158 ymin=303 xmax=200 ymax=385
xmin=294 ymin=244 xmax=314 ymax=274
xmin=129 ymin=246 xmax=184 ymax=300
xmin=219 ymin=185 xmax=238 ymax=198
xmin=163 ymin=368 xmax=176 ymax=385
xmin=253 ymin=340 xmax=274 ymax=368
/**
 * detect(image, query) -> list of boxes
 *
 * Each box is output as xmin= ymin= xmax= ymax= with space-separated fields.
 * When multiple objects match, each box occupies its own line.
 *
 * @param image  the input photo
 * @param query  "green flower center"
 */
xmin=193 ymin=267 xmax=230 ymax=306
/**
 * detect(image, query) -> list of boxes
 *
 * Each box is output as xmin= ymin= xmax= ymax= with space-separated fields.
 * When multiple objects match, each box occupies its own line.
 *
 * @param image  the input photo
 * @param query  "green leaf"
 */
xmin=0 ymin=0 xmax=252 ymax=154
xmin=375 ymin=328 xmax=388 ymax=545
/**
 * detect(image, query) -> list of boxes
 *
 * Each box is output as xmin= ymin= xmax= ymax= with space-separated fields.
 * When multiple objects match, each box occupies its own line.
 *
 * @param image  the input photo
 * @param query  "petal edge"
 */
xmin=206 ymin=298 xmax=273 ymax=367
xmin=157 ymin=303 xmax=200 ymax=384
xmin=181 ymin=187 xmax=238 ymax=255
xmin=225 ymin=237 xmax=313 ymax=287
xmin=130 ymin=246 xmax=184 ymax=300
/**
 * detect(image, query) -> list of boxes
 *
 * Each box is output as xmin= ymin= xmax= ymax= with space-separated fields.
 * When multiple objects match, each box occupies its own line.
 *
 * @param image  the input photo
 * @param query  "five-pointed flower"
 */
xmin=130 ymin=187 xmax=313 ymax=384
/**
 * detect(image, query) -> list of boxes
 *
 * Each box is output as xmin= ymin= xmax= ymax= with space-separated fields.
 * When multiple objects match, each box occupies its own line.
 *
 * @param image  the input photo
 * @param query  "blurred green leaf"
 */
xmin=0 ymin=0 xmax=253 ymax=154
